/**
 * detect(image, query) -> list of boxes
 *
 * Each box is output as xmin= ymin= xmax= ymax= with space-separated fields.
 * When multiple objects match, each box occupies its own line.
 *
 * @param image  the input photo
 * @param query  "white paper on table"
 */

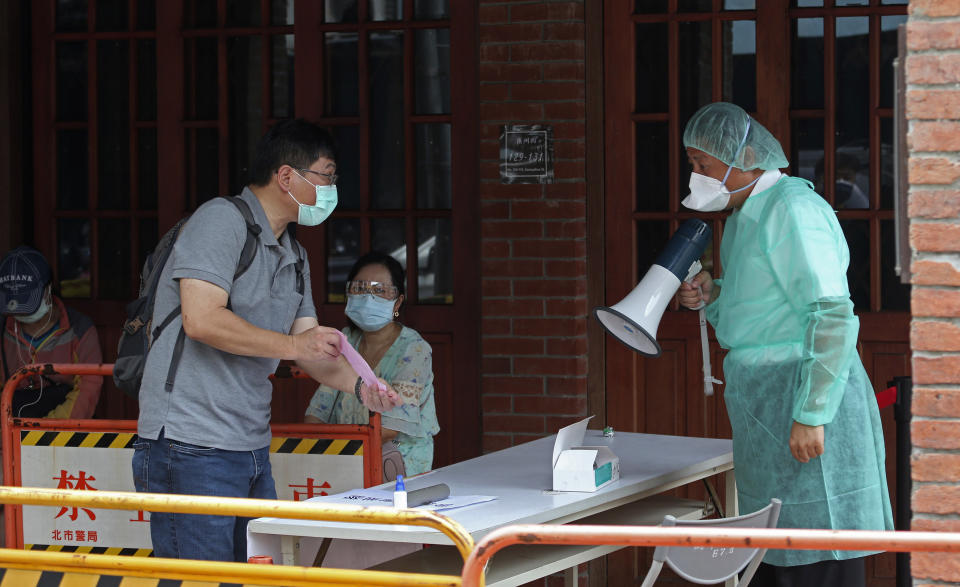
xmin=307 ymin=489 xmax=497 ymax=512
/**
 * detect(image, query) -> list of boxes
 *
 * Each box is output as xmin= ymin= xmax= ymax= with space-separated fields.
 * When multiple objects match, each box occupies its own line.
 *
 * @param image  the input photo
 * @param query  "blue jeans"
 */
xmin=131 ymin=429 xmax=276 ymax=561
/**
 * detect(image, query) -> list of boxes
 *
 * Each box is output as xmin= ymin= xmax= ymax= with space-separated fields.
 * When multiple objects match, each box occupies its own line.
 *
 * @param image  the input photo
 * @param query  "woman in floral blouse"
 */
xmin=305 ymin=251 xmax=439 ymax=476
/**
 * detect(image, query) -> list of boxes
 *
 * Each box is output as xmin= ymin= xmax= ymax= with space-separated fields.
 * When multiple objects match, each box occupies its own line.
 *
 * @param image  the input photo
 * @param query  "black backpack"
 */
xmin=113 ymin=196 xmax=304 ymax=399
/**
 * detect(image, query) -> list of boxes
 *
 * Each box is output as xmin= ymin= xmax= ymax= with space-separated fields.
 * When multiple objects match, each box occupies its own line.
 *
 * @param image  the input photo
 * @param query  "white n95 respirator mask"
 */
xmin=682 ymin=173 xmax=732 ymax=212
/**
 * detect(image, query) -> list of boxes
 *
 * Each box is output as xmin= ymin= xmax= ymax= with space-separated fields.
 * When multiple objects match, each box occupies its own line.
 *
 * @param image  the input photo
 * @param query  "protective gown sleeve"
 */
xmin=765 ymin=196 xmax=858 ymax=427
xmin=795 ymin=297 xmax=859 ymax=426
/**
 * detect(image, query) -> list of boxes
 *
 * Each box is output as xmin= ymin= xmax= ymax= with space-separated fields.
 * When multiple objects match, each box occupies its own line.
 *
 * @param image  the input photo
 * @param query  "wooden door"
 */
xmin=602 ymin=0 xmax=908 ymax=584
xmin=29 ymin=0 xmax=479 ymax=467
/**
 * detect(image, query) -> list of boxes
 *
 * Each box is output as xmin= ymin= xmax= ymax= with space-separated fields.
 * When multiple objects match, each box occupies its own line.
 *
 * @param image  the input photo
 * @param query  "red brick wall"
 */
xmin=907 ymin=0 xmax=960 ymax=583
xmin=478 ymin=1 xmax=589 ymax=453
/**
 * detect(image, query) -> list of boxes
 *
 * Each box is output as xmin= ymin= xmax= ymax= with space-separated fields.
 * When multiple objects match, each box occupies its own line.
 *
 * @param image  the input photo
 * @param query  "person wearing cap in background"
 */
xmin=0 ymin=246 xmax=103 ymax=421
xmin=675 ymin=102 xmax=892 ymax=586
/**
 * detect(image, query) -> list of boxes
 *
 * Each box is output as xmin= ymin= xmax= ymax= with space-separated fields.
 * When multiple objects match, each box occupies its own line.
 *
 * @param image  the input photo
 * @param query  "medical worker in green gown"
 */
xmin=676 ymin=102 xmax=893 ymax=587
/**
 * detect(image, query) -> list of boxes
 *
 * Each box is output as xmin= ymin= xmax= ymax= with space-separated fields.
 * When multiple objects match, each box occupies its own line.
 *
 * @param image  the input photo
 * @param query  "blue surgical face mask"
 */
xmin=288 ymin=170 xmax=338 ymax=226
xmin=345 ymin=294 xmax=396 ymax=332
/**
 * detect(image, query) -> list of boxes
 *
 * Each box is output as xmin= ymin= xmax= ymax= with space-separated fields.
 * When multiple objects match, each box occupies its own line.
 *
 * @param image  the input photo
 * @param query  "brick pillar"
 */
xmin=906 ymin=0 xmax=960 ymax=583
xmin=478 ymin=1 xmax=589 ymax=453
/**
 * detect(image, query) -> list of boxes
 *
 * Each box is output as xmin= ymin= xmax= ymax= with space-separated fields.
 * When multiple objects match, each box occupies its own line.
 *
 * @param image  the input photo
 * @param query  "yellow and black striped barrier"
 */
xmin=20 ymin=431 xmax=364 ymax=456
xmin=269 ymin=437 xmax=363 ymax=456
xmin=0 ymin=566 xmax=274 ymax=587
xmin=24 ymin=544 xmax=152 ymax=557
xmin=0 ymin=487 xmax=468 ymax=587
xmin=20 ymin=431 xmax=136 ymax=450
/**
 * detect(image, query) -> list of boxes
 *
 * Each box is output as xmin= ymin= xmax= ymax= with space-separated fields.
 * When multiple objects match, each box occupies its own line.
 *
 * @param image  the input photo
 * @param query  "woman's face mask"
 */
xmin=345 ymin=294 xmax=396 ymax=332
xmin=15 ymin=288 xmax=52 ymax=324
xmin=288 ymin=169 xmax=338 ymax=226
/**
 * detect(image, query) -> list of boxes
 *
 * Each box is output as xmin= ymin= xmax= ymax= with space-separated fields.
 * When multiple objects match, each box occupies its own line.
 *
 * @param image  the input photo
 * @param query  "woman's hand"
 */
xmin=789 ymin=421 xmax=824 ymax=463
xmin=677 ymin=270 xmax=714 ymax=309
xmin=359 ymin=378 xmax=402 ymax=413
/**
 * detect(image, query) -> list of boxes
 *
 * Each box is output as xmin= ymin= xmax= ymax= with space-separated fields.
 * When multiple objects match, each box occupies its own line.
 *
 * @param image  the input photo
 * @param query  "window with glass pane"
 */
xmin=372 ymin=218 xmax=406 ymax=269
xmin=417 ymin=218 xmax=452 ymax=304
xmin=840 ymin=220 xmax=869 ymax=310
xmin=97 ymin=0 xmax=128 ymax=31
xmin=416 ymin=124 xmax=452 ymax=209
xmin=836 ymin=17 xmax=870 ymax=205
xmin=319 ymin=6 xmax=454 ymax=305
xmin=271 ymin=34 xmax=295 ymax=118
xmin=325 ymin=32 xmax=359 ymax=117
xmin=137 ymin=0 xmax=157 ymax=30
xmin=635 ymin=122 xmax=669 ymax=212
xmin=677 ymin=20 xmax=712 ymax=131
xmin=791 ymin=117 xmax=824 ymax=191
xmin=788 ymin=4 xmax=908 ymax=310
xmin=634 ymin=22 xmax=667 ymax=113
xmin=271 ymin=0 xmax=294 ymax=25
xmin=98 ymin=40 xmax=131 ymax=211
xmin=328 ymin=217 xmax=362 ymax=303
xmin=332 ymin=126 xmax=362 ymax=210
xmin=415 ymin=28 xmax=450 ymax=115
xmin=370 ymin=30 xmax=406 ymax=210
xmin=99 ymin=219 xmax=132 ymax=299
xmin=791 ymin=18 xmax=824 ymax=110
xmin=722 ymin=19 xmax=756 ymax=113
xmin=51 ymin=6 xmax=154 ymax=299
xmin=636 ymin=221 xmax=670 ymax=279
xmin=415 ymin=0 xmax=448 ymax=20
xmin=57 ymin=218 xmax=91 ymax=298
xmin=228 ymin=35 xmax=264 ymax=194
xmin=56 ymin=41 xmax=87 ymax=122
xmin=181 ymin=2 xmax=295 ymax=202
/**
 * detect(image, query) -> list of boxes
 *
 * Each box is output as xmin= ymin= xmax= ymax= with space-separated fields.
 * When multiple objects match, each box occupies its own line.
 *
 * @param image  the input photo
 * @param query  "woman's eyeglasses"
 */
xmin=346 ymin=280 xmax=399 ymax=300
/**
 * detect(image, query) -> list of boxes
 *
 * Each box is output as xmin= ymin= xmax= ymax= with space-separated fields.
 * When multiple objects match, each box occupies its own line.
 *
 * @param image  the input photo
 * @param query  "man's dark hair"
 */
xmin=249 ymin=119 xmax=338 ymax=186
xmin=347 ymin=251 xmax=406 ymax=297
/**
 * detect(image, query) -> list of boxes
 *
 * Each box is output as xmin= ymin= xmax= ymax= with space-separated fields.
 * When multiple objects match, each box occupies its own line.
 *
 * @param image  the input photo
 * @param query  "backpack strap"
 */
xmin=292 ymin=239 xmax=306 ymax=296
xmin=164 ymin=196 xmax=263 ymax=393
xmin=228 ymin=196 xmax=262 ymax=281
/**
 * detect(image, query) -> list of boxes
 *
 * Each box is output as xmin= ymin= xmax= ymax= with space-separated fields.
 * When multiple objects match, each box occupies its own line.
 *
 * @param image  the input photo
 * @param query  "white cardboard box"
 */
xmin=552 ymin=416 xmax=620 ymax=492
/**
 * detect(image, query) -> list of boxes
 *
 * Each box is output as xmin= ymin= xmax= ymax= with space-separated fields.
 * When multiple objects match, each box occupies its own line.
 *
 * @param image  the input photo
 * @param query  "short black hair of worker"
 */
xmin=249 ymin=119 xmax=338 ymax=187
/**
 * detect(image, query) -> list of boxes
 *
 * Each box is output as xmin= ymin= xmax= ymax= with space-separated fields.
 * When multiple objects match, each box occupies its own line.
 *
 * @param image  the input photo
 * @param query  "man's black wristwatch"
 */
xmin=354 ymin=376 xmax=364 ymax=403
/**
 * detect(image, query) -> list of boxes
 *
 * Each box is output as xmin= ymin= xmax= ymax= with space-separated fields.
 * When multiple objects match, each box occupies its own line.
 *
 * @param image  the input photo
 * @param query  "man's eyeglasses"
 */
xmin=298 ymin=168 xmax=338 ymax=186
xmin=346 ymin=280 xmax=399 ymax=300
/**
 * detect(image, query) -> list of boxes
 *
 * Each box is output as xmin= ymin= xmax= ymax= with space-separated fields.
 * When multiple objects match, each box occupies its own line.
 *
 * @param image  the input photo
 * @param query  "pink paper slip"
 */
xmin=336 ymin=330 xmax=387 ymax=392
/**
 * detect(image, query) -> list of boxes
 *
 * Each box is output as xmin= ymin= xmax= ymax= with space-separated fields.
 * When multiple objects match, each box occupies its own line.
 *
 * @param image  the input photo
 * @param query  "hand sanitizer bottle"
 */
xmin=393 ymin=475 xmax=407 ymax=508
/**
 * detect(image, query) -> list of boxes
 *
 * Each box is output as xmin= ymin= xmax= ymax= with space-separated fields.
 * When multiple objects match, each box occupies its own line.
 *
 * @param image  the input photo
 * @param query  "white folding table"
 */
xmin=247 ymin=430 xmax=735 ymax=585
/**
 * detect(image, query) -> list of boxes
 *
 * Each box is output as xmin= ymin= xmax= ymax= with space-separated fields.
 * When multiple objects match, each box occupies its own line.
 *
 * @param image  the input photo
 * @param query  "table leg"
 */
xmin=280 ymin=535 xmax=301 ymax=566
xmin=725 ymin=468 xmax=738 ymax=587
xmin=725 ymin=468 xmax=737 ymax=517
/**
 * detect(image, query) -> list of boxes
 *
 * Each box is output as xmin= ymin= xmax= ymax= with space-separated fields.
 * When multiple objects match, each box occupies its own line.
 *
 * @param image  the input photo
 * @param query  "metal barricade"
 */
xmin=0 ymin=486 xmax=470 ymax=586
xmin=2 ymin=363 xmax=383 ymax=551
xmin=460 ymin=523 xmax=960 ymax=587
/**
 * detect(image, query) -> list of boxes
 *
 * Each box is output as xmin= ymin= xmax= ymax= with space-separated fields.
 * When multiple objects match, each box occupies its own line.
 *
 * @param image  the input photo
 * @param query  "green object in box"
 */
xmin=594 ymin=461 xmax=612 ymax=486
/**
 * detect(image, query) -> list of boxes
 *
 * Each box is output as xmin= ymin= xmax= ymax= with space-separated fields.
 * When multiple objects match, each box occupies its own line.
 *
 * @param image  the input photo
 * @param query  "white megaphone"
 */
xmin=593 ymin=219 xmax=712 ymax=357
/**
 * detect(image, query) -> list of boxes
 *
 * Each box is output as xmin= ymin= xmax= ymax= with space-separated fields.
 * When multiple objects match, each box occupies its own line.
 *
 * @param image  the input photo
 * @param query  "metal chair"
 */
xmin=639 ymin=498 xmax=782 ymax=586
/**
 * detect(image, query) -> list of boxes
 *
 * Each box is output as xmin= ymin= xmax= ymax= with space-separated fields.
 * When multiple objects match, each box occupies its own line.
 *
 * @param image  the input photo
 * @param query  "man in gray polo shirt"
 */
xmin=132 ymin=119 xmax=400 ymax=562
